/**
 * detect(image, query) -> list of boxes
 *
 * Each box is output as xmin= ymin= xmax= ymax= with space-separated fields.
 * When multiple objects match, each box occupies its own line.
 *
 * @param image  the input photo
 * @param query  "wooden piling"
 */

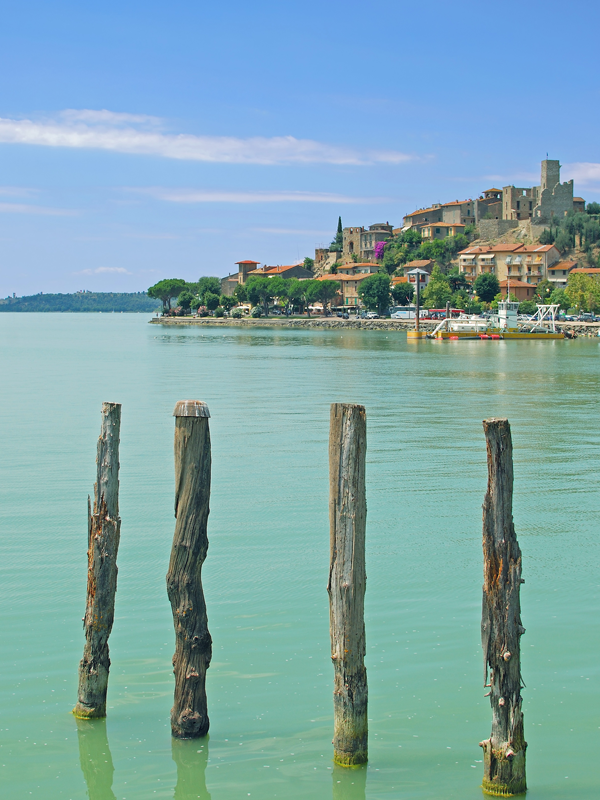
xmin=328 ymin=403 xmax=368 ymax=766
xmin=480 ymin=418 xmax=526 ymax=796
xmin=167 ymin=400 xmax=212 ymax=739
xmin=74 ymin=402 xmax=121 ymax=719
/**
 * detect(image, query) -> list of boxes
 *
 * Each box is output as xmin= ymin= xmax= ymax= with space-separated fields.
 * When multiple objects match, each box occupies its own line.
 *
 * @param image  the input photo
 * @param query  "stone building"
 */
xmin=403 ymin=199 xmax=474 ymax=230
xmin=342 ymin=223 xmax=393 ymax=260
xmin=475 ymin=188 xmax=503 ymax=222
xmin=503 ymin=160 xmax=576 ymax=222
xmin=420 ymin=222 xmax=466 ymax=240
xmin=220 ymin=259 xmax=261 ymax=296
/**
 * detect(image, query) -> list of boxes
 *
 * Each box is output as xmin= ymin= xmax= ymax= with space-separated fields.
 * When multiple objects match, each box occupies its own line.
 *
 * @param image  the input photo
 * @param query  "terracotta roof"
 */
xmin=422 ymin=222 xmax=465 ymax=228
xmin=573 ymin=197 xmax=585 ymax=202
xmin=317 ymin=273 xmax=371 ymax=282
xmin=441 ymin=199 xmax=472 ymax=207
xmin=249 ymin=264 xmax=306 ymax=275
xmin=517 ymin=245 xmax=557 ymax=252
xmin=235 ymin=260 xmax=260 ymax=264
xmin=484 ymin=188 xmax=502 ymax=193
xmin=405 ymin=259 xmax=433 ymax=268
xmin=547 ymin=261 xmax=577 ymax=271
xmin=499 ymin=279 xmax=535 ymax=287
xmin=391 ymin=276 xmax=408 ymax=284
xmin=571 ymin=267 xmax=600 ymax=274
xmin=337 ymin=262 xmax=377 ymax=269
xmin=459 ymin=244 xmax=522 ymax=254
xmin=405 ymin=205 xmax=437 ymax=218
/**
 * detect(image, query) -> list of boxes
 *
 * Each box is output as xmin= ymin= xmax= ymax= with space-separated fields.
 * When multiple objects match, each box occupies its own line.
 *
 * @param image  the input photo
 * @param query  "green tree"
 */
xmin=204 ymin=291 xmax=220 ymax=311
xmin=246 ymin=276 xmax=274 ymax=315
xmin=284 ymin=278 xmax=305 ymax=314
xmin=566 ymin=272 xmax=600 ymax=312
xmin=422 ymin=265 xmax=452 ymax=307
xmin=219 ymin=294 xmax=237 ymax=311
xmin=197 ymin=277 xmax=222 ymax=303
xmin=474 ymin=273 xmax=500 ymax=302
xmin=447 ymin=267 xmax=470 ymax=292
xmin=303 ymin=257 xmax=315 ymax=271
xmin=391 ymin=282 xmax=414 ymax=306
xmin=177 ymin=290 xmax=196 ymax=311
xmin=554 ymin=229 xmax=572 ymax=253
xmin=518 ymin=300 xmax=537 ymax=315
xmin=148 ymin=278 xmax=187 ymax=311
xmin=549 ymin=288 xmax=570 ymax=310
xmin=538 ymin=227 xmax=555 ymax=245
xmin=268 ymin=275 xmax=288 ymax=310
xmin=316 ymin=279 xmax=340 ymax=312
xmin=330 ymin=217 xmax=343 ymax=252
xmin=532 ymin=279 xmax=553 ymax=303
xmin=586 ymin=201 xmax=600 ymax=215
xmin=357 ymin=273 xmax=391 ymax=315
xmin=233 ymin=283 xmax=248 ymax=303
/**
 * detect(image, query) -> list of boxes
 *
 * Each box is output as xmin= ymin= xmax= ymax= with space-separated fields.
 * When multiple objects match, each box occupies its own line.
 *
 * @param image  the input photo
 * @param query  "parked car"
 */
xmin=342 ymin=312 xmax=349 ymax=319
xmin=365 ymin=311 xmax=379 ymax=319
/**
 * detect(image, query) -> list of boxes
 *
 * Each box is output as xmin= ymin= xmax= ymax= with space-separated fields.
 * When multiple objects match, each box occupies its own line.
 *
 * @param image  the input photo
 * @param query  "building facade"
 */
xmin=458 ymin=244 xmax=560 ymax=284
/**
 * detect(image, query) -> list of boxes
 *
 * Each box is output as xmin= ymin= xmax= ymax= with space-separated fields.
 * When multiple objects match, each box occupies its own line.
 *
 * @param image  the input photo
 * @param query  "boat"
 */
xmin=429 ymin=301 xmax=565 ymax=340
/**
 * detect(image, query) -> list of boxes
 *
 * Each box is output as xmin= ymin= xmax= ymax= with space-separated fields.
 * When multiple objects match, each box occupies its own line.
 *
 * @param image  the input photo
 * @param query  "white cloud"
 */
xmin=0 ymin=202 xmax=75 ymax=215
xmin=0 ymin=110 xmax=415 ymax=165
xmin=562 ymin=162 xmax=600 ymax=187
xmin=135 ymin=188 xmax=389 ymax=204
xmin=75 ymin=267 xmax=131 ymax=275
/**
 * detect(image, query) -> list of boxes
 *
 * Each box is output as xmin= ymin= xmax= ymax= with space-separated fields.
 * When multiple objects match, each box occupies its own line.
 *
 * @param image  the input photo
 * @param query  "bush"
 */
xmin=214 ymin=306 xmax=224 ymax=317
xmin=197 ymin=307 xmax=208 ymax=317
xmin=251 ymin=306 xmax=262 ymax=318
xmin=231 ymin=309 xmax=242 ymax=319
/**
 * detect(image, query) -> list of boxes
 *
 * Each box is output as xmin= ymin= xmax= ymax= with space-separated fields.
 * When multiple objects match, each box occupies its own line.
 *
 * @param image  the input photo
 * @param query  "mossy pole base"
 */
xmin=167 ymin=400 xmax=213 ymax=739
xmin=328 ymin=403 xmax=368 ymax=767
xmin=480 ymin=419 xmax=527 ymax=796
xmin=74 ymin=402 xmax=121 ymax=720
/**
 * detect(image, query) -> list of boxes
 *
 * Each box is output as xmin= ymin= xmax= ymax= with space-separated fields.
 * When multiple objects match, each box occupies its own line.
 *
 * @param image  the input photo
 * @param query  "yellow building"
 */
xmin=317 ymin=273 xmax=370 ymax=308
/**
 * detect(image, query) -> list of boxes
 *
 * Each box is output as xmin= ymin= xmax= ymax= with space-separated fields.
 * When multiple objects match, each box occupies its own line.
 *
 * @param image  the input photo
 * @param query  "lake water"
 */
xmin=1 ymin=314 xmax=599 ymax=800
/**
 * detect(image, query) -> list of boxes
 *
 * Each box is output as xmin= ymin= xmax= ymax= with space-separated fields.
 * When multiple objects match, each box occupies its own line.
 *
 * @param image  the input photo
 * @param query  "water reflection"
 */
xmin=76 ymin=718 xmax=116 ymax=800
xmin=171 ymin=736 xmax=211 ymax=800
xmin=332 ymin=764 xmax=367 ymax=800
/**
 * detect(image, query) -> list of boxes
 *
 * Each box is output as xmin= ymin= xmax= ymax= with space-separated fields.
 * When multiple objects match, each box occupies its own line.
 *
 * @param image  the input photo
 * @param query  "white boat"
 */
xmin=429 ymin=302 xmax=565 ymax=340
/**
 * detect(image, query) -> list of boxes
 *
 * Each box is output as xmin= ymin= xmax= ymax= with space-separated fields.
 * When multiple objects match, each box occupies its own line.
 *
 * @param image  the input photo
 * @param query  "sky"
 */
xmin=1 ymin=0 xmax=599 ymax=296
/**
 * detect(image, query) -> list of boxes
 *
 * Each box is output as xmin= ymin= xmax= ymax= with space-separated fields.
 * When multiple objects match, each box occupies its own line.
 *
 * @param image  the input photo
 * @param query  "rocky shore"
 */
xmin=149 ymin=316 xmax=600 ymax=337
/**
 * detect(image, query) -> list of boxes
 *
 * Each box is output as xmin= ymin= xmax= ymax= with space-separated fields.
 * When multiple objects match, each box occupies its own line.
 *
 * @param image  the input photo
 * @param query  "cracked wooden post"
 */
xmin=74 ymin=402 xmax=122 ymax=719
xmin=167 ymin=400 xmax=212 ymax=738
xmin=328 ymin=403 xmax=368 ymax=766
xmin=480 ymin=418 xmax=527 ymax=796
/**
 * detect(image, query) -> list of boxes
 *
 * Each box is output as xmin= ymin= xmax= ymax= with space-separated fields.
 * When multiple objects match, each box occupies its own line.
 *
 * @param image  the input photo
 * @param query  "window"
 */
xmin=516 ymin=201 xmax=521 ymax=210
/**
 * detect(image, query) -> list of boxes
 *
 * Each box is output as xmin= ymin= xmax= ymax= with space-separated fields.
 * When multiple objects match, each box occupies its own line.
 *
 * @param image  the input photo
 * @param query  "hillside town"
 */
xmin=149 ymin=159 xmax=600 ymax=319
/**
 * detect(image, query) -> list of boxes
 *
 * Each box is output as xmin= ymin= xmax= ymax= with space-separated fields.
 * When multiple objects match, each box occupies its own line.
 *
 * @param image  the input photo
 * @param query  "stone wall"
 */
xmin=478 ymin=219 xmax=518 ymax=239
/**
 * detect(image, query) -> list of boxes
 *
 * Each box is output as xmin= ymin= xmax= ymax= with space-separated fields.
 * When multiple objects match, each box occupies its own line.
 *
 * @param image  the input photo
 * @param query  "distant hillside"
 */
xmin=0 ymin=292 xmax=160 ymax=313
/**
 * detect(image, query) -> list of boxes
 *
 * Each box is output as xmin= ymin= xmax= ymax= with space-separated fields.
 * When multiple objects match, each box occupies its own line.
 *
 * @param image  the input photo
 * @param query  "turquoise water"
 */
xmin=1 ymin=314 xmax=599 ymax=800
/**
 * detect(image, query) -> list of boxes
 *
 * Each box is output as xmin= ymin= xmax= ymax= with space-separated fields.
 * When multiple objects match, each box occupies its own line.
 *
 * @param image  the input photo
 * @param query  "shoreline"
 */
xmin=149 ymin=316 xmax=600 ymax=336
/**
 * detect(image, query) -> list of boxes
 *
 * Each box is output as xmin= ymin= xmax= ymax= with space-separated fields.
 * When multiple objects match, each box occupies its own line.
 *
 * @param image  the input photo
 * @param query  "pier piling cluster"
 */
xmin=74 ymin=401 xmax=526 ymax=795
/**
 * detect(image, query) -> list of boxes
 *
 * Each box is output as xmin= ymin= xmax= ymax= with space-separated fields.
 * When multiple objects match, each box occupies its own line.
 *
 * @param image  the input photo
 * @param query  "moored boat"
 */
xmin=429 ymin=301 xmax=565 ymax=340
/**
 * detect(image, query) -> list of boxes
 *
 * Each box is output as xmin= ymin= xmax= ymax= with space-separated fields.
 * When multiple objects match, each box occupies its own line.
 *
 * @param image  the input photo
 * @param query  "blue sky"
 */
xmin=1 ymin=0 xmax=599 ymax=295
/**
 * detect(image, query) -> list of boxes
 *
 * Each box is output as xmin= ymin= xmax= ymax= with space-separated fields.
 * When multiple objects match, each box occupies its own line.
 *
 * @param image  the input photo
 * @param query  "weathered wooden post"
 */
xmin=74 ymin=402 xmax=121 ymax=719
xmin=167 ymin=400 xmax=212 ymax=739
xmin=328 ymin=403 xmax=368 ymax=766
xmin=480 ymin=418 xmax=527 ymax=796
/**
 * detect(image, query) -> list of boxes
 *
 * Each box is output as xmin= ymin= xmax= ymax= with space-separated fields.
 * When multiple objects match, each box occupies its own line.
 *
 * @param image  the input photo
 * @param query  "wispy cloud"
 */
xmin=0 ymin=186 xmax=38 ymax=198
xmin=0 ymin=109 xmax=415 ymax=165
xmin=134 ymin=188 xmax=389 ymax=204
xmin=483 ymin=172 xmax=539 ymax=185
xmin=562 ymin=162 xmax=600 ymax=187
xmin=0 ymin=201 xmax=75 ymax=215
xmin=75 ymin=266 xmax=131 ymax=275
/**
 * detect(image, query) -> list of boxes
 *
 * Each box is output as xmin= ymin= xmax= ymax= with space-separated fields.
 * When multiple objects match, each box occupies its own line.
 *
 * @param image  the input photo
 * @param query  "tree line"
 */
xmin=0 ymin=292 xmax=159 ymax=313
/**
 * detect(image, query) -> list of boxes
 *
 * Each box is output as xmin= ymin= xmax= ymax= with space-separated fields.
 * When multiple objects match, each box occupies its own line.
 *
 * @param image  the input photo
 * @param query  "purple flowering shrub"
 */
xmin=374 ymin=241 xmax=385 ymax=261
